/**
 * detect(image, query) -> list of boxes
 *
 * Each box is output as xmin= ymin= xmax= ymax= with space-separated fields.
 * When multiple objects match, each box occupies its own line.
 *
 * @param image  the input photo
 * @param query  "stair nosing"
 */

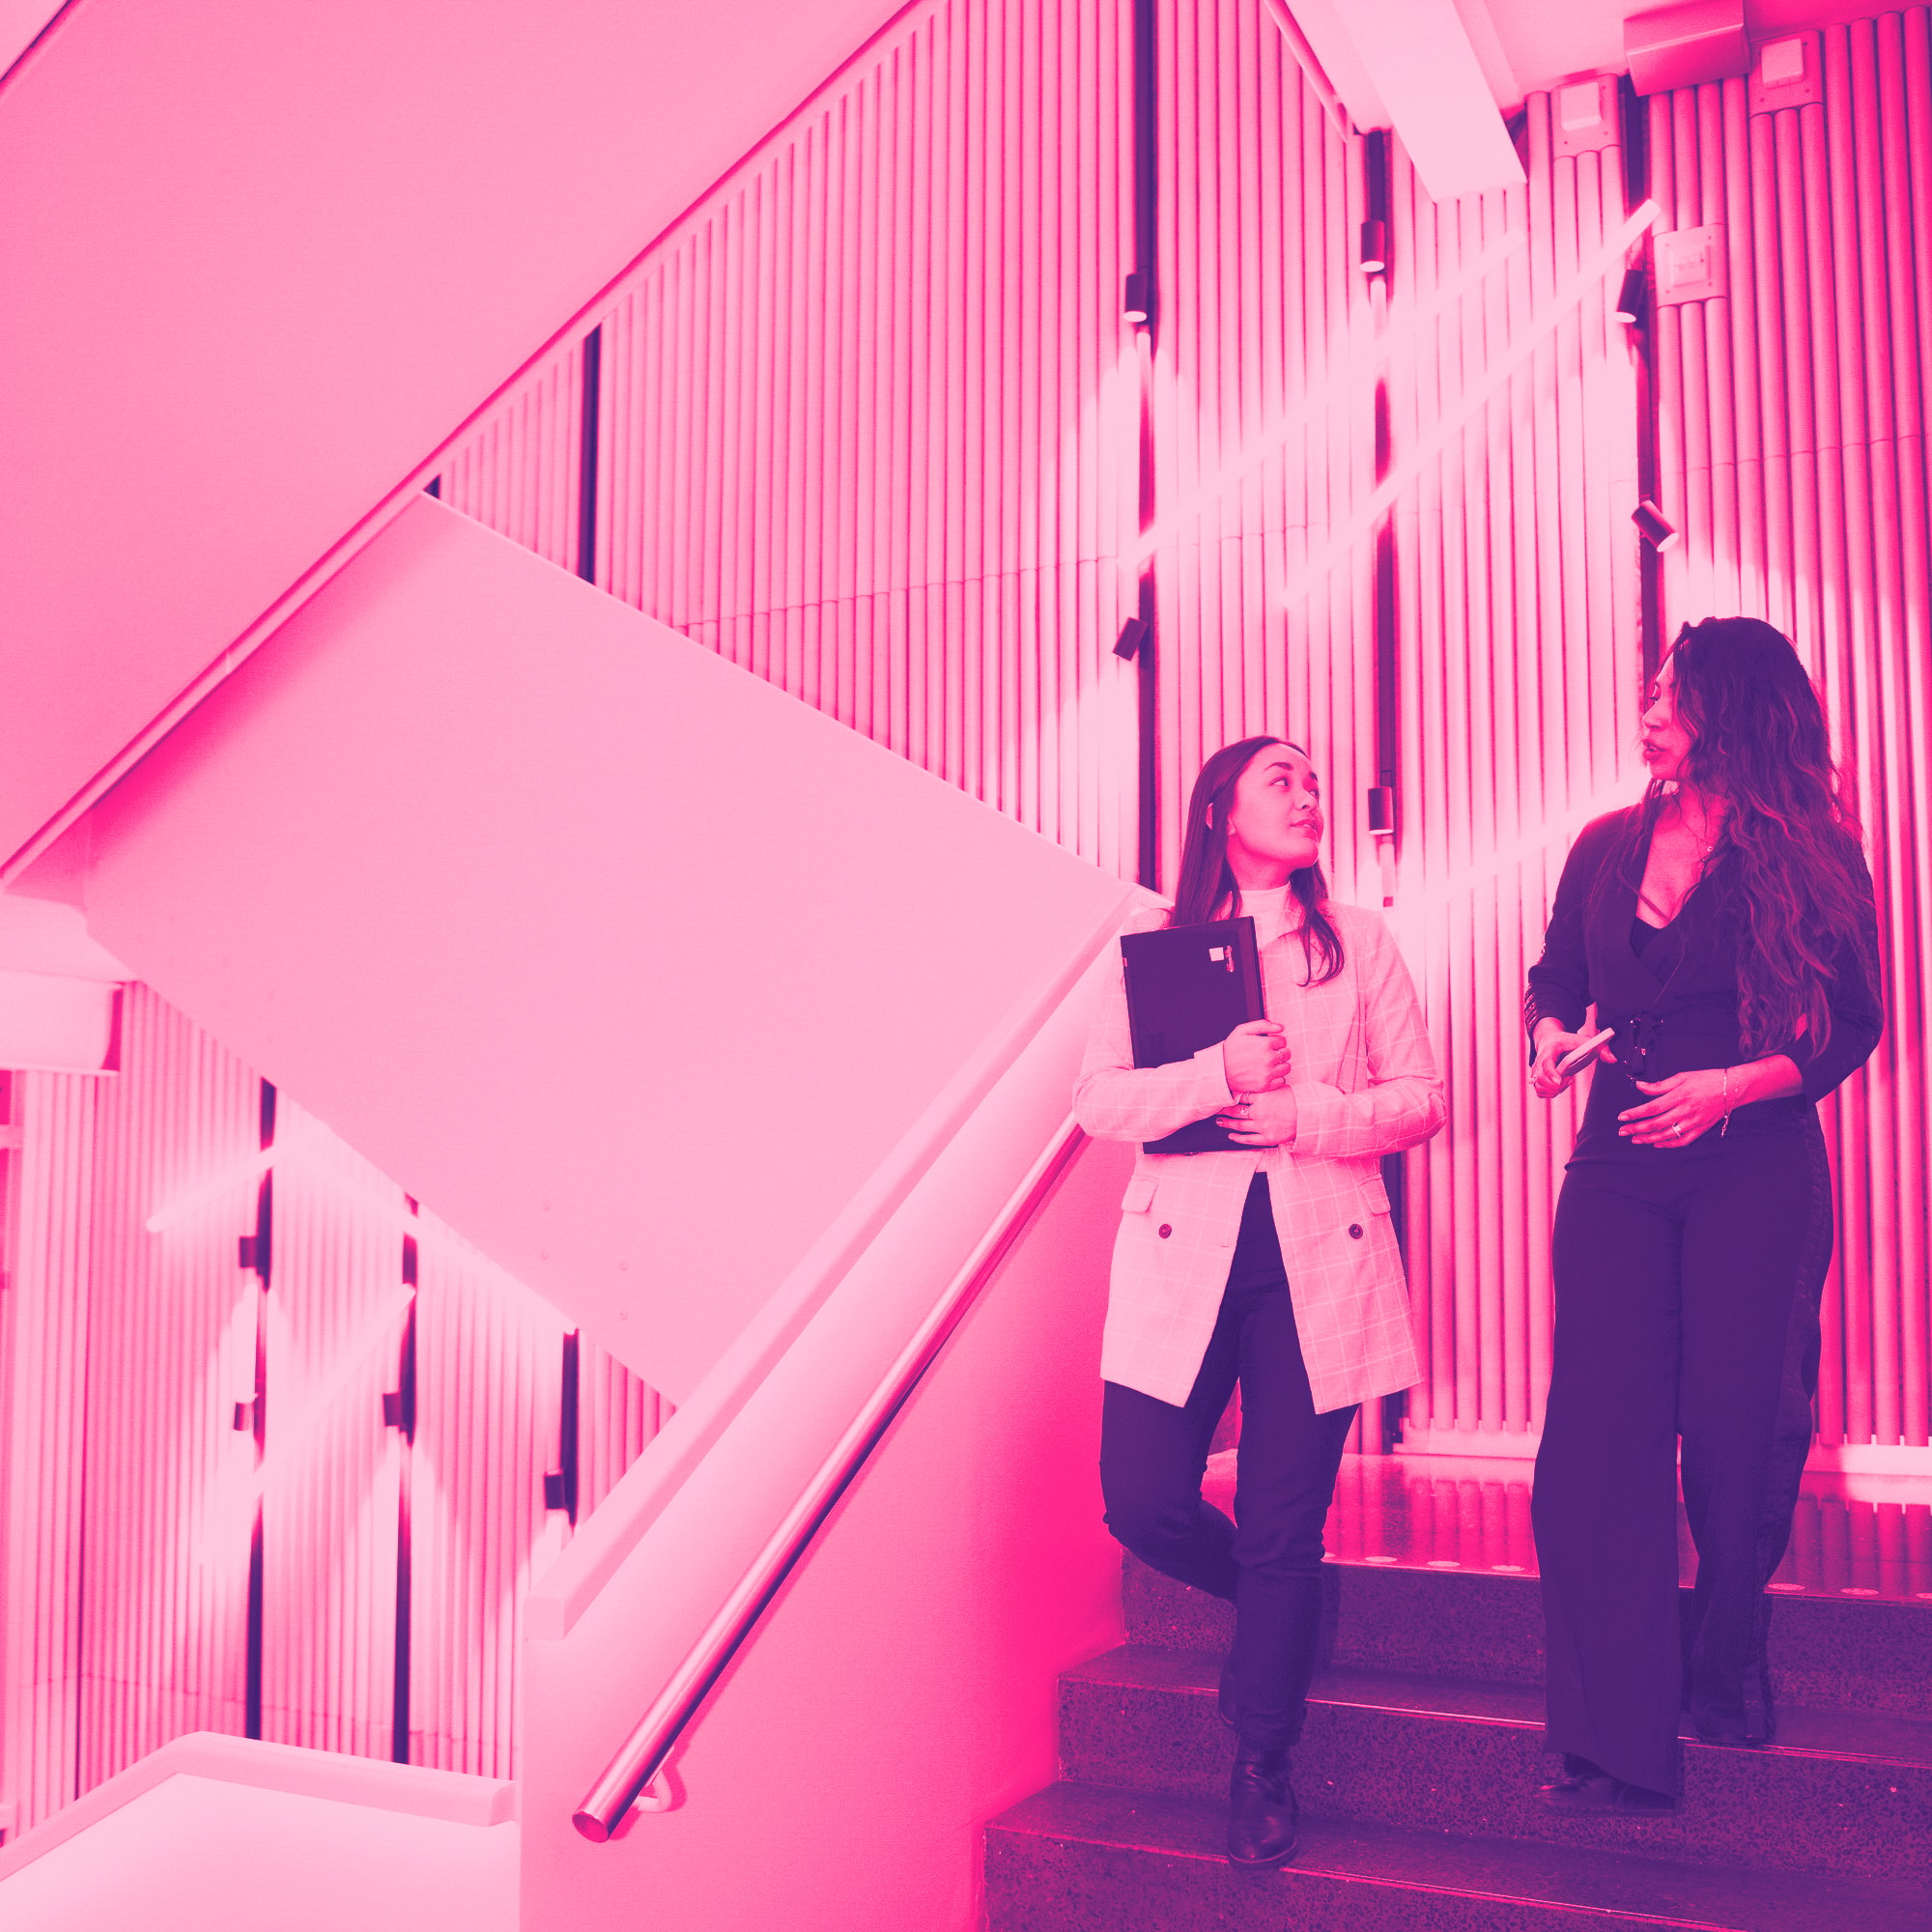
xmin=1069 ymin=1643 xmax=1932 ymax=1771
xmin=988 ymin=1778 xmax=1932 ymax=1932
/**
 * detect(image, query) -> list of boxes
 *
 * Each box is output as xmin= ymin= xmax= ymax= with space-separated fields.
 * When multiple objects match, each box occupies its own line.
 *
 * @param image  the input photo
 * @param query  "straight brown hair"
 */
xmin=1169 ymin=735 xmax=1344 ymax=986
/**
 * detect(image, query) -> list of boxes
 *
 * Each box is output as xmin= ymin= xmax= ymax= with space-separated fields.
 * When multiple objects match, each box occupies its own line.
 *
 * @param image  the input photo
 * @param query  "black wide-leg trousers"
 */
xmin=1532 ymin=1122 xmax=1833 ymax=1795
xmin=1099 ymin=1180 xmax=1358 ymax=1754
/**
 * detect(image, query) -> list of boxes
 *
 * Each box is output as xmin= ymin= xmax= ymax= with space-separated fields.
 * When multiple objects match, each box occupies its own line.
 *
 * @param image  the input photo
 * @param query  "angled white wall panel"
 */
xmin=75 ymin=498 xmax=1135 ymax=1404
xmin=433 ymin=0 xmax=1145 ymax=883
xmin=0 ymin=0 xmax=909 ymax=869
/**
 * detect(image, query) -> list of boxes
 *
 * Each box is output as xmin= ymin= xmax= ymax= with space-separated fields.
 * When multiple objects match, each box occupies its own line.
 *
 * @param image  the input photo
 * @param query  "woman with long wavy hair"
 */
xmin=1524 ymin=617 xmax=1884 ymax=1813
xmin=1074 ymin=735 xmax=1444 ymax=1866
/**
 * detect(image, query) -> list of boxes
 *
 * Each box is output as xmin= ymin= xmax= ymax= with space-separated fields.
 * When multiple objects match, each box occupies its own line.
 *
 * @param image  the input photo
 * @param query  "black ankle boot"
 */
xmin=1536 ymin=1755 xmax=1675 ymax=1815
xmin=1227 ymin=1746 xmax=1298 ymax=1867
xmin=1690 ymin=1634 xmax=1777 ymax=1747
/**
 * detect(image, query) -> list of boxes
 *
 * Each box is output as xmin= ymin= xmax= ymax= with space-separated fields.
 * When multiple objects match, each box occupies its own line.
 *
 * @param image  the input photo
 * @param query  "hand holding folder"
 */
xmin=1120 ymin=916 xmax=1270 ymax=1153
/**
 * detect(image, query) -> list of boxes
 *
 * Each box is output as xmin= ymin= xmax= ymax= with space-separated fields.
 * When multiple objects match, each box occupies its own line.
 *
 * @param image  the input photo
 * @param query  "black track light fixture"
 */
xmin=1633 ymin=499 xmax=1678 ymax=552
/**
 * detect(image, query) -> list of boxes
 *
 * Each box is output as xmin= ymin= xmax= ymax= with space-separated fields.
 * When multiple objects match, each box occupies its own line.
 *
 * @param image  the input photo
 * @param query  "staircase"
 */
xmin=986 ymin=1464 xmax=1932 ymax=1931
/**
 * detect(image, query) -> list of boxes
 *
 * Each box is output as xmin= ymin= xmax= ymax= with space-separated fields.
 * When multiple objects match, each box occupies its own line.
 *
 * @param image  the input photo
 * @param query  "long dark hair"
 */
xmin=1621 ymin=617 xmax=1873 ymax=1055
xmin=1170 ymin=735 xmax=1345 ymax=985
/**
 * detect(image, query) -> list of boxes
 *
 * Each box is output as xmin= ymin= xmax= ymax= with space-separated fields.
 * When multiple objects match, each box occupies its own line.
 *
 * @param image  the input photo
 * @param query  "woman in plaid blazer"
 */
xmin=1074 ymin=735 xmax=1445 ymax=1869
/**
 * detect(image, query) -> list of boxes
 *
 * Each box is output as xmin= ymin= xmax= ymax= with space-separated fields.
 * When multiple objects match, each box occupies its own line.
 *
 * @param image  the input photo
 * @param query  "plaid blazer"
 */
xmin=1074 ymin=899 xmax=1446 ymax=1413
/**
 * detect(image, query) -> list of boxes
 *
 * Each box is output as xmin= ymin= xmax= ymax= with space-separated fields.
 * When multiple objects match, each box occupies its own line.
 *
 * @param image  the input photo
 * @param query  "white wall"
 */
xmin=72 ymin=498 xmax=1132 ymax=1403
xmin=520 ymin=1132 xmax=1133 ymax=1932
xmin=0 ymin=0 xmax=904 ymax=865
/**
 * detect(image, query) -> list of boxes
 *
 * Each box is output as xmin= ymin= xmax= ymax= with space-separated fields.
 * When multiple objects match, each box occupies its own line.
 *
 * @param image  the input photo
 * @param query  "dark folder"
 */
xmin=1120 ymin=916 xmax=1266 ymax=1154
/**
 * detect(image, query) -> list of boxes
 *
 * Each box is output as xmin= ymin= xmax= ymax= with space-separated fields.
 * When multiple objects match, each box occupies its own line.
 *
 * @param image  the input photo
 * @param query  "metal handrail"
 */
xmin=571 ymin=1115 xmax=1088 ymax=1842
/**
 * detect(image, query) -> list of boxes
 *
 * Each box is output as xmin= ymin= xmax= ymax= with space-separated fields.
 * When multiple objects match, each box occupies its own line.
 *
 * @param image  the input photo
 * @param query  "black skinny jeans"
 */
xmin=1099 ymin=1175 xmax=1358 ymax=1753
xmin=1532 ymin=1118 xmax=1833 ymax=1795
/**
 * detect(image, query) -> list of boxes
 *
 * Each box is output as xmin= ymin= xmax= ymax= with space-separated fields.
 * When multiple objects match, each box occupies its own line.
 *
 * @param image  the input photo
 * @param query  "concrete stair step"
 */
xmin=983 ymin=1778 xmax=1932 ymax=1932
xmin=1123 ymin=1556 xmax=1932 ymax=1715
xmin=1059 ymin=1644 xmax=1932 ymax=1884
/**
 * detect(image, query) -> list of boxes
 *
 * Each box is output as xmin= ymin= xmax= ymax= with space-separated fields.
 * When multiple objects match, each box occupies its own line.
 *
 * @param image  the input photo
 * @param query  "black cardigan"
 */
xmin=1523 ymin=808 xmax=1884 ymax=1160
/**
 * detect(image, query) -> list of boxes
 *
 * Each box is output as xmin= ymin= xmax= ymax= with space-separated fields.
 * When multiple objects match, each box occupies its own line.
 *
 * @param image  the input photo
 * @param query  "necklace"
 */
xmin=1670 ymin=788 xmax=1723 ymax=867
xmin=1635 ymin=793 xmax=1721 ymax=927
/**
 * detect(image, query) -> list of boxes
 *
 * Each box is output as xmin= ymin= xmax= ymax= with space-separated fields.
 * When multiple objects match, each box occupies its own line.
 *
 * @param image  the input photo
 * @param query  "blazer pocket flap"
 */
xmin=1362 ymin=1173 xmax=1393 ymax=1214
xmin=1122 ymin=1176 xmax=1158 ymax=1214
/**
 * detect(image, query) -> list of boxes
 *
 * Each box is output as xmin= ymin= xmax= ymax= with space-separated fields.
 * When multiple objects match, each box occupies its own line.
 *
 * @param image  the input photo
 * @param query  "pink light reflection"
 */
xmin=203 ymin=1285 xmax=415 ymax=1560
xmin=1133 ymin=231 xmax=1527 ymax=569
xmin=1278 ymin=201 xmax=1662 ymax=614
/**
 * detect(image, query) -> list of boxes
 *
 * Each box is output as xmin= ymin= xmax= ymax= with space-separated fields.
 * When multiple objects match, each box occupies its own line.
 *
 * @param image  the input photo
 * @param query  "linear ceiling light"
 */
xmin=1625 ymin=0 xmax=1749 ymax=97
xmin=1277 ymin=0 xmax=1524 ymax=201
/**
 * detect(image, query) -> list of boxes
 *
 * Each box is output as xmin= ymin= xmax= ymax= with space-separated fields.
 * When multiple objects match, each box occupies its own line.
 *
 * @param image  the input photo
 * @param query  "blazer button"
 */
xmin=1348 ymin=1223 xmax=1364 ymax=1239
xmin=1157 ymin=1224 xmax=1173 ymax=1239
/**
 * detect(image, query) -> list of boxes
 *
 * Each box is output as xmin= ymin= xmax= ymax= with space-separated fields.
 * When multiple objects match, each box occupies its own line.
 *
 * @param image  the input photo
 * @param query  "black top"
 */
xmin=1224 ymin=1172 xmax=1287 ymax=1293
xmin=1523 ymin=807 xmax=1884 ymax=1161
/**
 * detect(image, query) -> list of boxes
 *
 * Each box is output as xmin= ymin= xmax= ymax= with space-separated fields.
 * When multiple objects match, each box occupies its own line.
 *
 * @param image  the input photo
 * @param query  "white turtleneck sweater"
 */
xmin=1234 ymin=883 xmax=1296 ymax=950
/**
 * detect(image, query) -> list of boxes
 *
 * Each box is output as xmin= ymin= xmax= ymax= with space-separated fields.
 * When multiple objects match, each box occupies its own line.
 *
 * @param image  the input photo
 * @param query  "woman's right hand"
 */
xmin=1529 ymin=1024 xmax=1607 ymax=1099
xmin=1224 ymin=1019 xmax=1291 ymax=1093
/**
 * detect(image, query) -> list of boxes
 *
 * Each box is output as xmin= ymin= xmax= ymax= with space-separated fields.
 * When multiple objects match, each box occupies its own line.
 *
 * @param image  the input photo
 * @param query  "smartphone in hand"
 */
xmin=1555 ymin=1027 xmax=1615 ymax=1078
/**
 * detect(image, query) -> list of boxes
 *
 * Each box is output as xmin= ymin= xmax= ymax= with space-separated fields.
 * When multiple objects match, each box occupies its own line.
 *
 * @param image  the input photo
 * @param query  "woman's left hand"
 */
xmin=1619 ymin=1070 xmax=1728 ymax=1147
xmin=1217 ymin=1088 xmax=1299 ymax=1148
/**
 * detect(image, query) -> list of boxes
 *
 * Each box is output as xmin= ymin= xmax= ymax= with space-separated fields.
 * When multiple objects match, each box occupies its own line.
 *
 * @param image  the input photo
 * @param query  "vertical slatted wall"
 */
xmin=79 ymin=990 xmax=258 ymax=1780
xmin=1151 ymin=37 xmax=1643 ymax=1451
xmin=261 ymin=1103 xmax=662 ymax=1777
xmin=440 ymin=0 xmax=1145 ymax=877
xmin=412 ymin=0 xmax=1921 ymax=1459
xmin=1147 ymin=0 xmax=1374 ymax=1460
xmin=1388 ymin=101 xmax=1645 ymax=1453
xmin=423 ymin=0 xmax=1633 ymax=1462
xmin=1648 ymin=10 xmax=1932 ymax=1450
xmin=0 ymin=984 xmax=665 ymax=1824
xmin=410 ymin=1219 xmax=661 ymax=1777
xmin=0 ymin=1072 xmax=96 ymax=1836
xmin=1149 ymin=0 xmax=1376 ymax=898
xmin=259 ymin=1111 xmax=407 ymax=1759
xmin=438 ymin=350 xmax=584 ymax=575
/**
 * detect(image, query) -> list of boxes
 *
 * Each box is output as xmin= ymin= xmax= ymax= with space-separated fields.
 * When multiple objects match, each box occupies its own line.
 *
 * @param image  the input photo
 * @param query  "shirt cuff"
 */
xmin=1192 ymin=1041 xmax=1236 ymax=1112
